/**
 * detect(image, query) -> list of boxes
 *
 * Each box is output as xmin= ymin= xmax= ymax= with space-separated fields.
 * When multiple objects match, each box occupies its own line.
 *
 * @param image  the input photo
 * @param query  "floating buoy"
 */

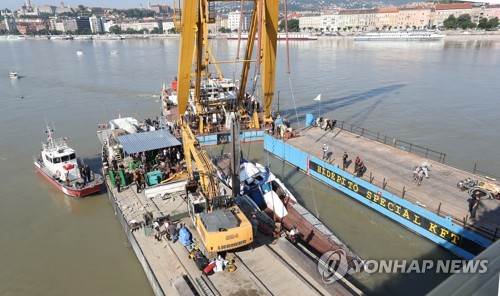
xmin=63 ymin=163 xmax=75 ymax=170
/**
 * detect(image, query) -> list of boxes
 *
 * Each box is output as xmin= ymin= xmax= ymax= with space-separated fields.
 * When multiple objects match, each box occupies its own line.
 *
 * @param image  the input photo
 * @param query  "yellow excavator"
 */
xmin=181 ymin=115 xmax=253 ymax=252
xmin=176 ymin=0 xmax=279 ymax=252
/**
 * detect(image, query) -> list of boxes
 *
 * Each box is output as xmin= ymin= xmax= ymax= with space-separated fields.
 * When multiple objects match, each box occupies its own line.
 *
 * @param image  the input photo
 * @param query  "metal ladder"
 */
xmin=195 ymin=276 xmax=215 ymax=296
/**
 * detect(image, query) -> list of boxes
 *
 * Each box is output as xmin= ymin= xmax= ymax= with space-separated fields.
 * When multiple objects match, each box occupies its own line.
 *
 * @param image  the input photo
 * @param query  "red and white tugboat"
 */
xmin=34 ymin=126 xmax=104 ymax=197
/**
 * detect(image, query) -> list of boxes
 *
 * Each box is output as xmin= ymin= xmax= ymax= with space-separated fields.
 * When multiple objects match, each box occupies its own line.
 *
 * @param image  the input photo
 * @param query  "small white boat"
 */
xmin=0 ymin=35 xmax=26 ymax=41
xmin=10 ymin=71 xmax=19 ymax=79
xmin=34 ymin=126 xmax=104 ymax=197
xmin=354 ymin=31 xmax=445 ymax=41
xmin=76 ymin=50 xmax=84 ymax=56
xmin=111 ymin=49 xmax=118 ymax=55
xmin=74 ymin=36 xmax=92 ymax=40
xmin=228 ymin=33 xmax=318 ymax=41
xmin=50 ymin=35 xmax=73 ymax=40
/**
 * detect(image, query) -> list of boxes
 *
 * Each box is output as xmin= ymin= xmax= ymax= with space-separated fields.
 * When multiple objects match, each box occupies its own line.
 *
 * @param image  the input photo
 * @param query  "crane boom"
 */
xmin=175 ymin=0 xmax=279 ymax=253
xmin=177 ymin=0 xmax=279 ymax=125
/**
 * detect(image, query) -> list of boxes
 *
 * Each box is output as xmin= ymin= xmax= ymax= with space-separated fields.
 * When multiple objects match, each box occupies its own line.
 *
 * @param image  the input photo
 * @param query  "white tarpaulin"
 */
xmin=263 ymin=191 xmax=288 ymax=218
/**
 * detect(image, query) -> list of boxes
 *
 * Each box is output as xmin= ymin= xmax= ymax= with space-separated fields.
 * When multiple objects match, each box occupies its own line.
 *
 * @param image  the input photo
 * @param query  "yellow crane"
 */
xmin=180 ymin=116 xmax=253 ymax=252
xmin=176 ymin=0 xmax=279 ymax=253
xmin=176 ymin=0 xmax=279 ymax=133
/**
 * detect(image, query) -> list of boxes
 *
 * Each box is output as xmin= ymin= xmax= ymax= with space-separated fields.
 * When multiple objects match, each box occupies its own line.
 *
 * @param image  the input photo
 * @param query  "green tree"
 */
xmin=167 ymin=27 xmax=176 ymax=34
xmin=457 ymin=14 xmax=475 ymax=29
xmin=79 ymin=28 xmax=92 ymax=35
xmin=125 ymin=28 xmax=137 ymax=34
xmin=288 ymin=19 xmax=299 ymax=32
xmin=123 ymin=9 xmax=154 ymax=18
xmin=220 ymin=27 xmax=232 ymax=33
xmin=489 ymin=17 xmax=499 ymax=29
xmin=278 ymin=19 xmax=299 ymax=33
xmin=151 ymin=27 xmax=160 ymax=34
xmin=478 ymin=17 xmax=499 ymax=30
xmin=443 ymin=14 xmax=457 ymax=29
xmin=278 ymin=19 xmax=285 ymax=31
xmin=49 ymin=29 xmax=62 ymax=35
xmin=36 ymin=28 xmax=49 ymax=35
xmin=109 ymin=25 xmax=121 ymax=34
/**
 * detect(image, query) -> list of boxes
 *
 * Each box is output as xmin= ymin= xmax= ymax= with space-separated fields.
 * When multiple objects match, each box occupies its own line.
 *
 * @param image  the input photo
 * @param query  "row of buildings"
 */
xmin=1 ymin=1 xmax=172 ymax=34
xmin=2 ymin=2 xmax=500 ymax=35
xmin=298 ymin=3 xmax=500 ymax=32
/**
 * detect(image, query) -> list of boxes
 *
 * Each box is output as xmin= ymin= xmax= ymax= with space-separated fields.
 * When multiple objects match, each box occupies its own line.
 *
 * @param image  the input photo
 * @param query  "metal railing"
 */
xmin=338 ymin=121 xmax=446 ymax=163
xmin=472 ymin=163 xmax=500 ymax=182
xmin=306 ymin=120 xmax=498 ymax=241
xmin=334 ymin=121 xmax=499 ymax=180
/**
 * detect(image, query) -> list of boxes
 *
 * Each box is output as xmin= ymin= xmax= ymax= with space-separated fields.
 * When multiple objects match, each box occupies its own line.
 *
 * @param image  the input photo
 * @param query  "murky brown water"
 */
xmin=1 ymin=38 xmax=498 ymax=295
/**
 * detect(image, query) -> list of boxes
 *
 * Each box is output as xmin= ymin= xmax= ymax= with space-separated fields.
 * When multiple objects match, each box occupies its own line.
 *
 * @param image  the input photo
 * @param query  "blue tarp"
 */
xmin=118 ymin=129 xmax=181 ymax=154
xmin=179 ymin=227 xmax=192 ymax=246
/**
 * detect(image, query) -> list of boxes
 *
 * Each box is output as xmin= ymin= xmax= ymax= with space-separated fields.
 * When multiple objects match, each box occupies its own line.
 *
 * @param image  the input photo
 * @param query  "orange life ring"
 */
xmin=63 ymin=163 xmax=74 ymax=170
xmin=56 ymin=170 xmax=61 ymax=177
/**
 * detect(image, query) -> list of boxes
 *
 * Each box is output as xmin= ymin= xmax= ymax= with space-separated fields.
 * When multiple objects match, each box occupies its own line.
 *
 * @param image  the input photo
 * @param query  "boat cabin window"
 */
xmin=53 ymin=157 xmax=61 ymax=164
xmin=261 ymin=183 xmax=271 ymax=194
xmin=60 ymin=153 xmax=75 ymax=162
xmin=45 ymin=155 xmax=51 ymax=163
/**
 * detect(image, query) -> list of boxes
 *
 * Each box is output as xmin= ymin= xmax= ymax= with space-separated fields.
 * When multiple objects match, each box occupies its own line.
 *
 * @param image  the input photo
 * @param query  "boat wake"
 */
xmin=138 ymin=94 xmax=160 ymax=99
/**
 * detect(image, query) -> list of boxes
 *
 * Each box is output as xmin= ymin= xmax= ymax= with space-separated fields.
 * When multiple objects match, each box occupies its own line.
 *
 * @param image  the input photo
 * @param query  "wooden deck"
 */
xmin=285 ymin=126 xmax=500 ymax=240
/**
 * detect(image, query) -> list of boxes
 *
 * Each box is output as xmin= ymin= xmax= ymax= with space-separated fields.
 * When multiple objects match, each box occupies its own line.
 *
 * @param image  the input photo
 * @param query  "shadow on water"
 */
xmin=282 ymin=84 xmax=406 ymax=122
xmin=349 ymin=98 xmax=384 ymax=127
xmin=81 ymin=153 xmax=104 ymax=170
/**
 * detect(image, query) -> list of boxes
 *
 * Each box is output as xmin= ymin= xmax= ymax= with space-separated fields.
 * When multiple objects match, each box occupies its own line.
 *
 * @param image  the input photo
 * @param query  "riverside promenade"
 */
xmin=283 ymin=125 xmax=499 ymax=242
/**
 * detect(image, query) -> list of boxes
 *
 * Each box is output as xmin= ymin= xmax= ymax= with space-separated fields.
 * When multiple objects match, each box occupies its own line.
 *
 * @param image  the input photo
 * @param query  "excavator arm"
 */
xmin=179 ymin=118 xmax=219 ymax=200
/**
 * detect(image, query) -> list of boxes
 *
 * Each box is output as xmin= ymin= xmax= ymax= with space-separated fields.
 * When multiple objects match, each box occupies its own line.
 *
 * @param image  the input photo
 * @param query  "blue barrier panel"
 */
xmin=197 ymin=134 xmax=218 ymax=146
xmin=305 ymin=114 xmax=315 ymax=127
xmin=263 ymin=134 xmax=493 ymax=259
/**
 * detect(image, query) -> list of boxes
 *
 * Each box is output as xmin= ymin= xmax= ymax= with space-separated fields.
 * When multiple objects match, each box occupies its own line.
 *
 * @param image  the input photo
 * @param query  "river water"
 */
xmin=0 ymin=38 xmax=498 ymax=295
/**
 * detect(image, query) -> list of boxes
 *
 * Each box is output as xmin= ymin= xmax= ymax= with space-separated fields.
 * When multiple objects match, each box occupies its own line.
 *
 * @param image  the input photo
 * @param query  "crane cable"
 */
xmin=284 ymin=0 xmax=318 ymax=218
xmin=244 ymin=0 xmax=264 ymax=161
xmin=233 ymin=0 xmax=245 ymax=80
xmin=283 ymin=0 xmax=301 ymax=131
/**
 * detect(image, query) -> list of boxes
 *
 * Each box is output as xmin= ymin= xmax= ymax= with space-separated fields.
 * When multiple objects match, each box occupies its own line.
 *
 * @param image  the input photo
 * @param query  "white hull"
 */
xmin=355 ymin=32 xmax=444 ymax=41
